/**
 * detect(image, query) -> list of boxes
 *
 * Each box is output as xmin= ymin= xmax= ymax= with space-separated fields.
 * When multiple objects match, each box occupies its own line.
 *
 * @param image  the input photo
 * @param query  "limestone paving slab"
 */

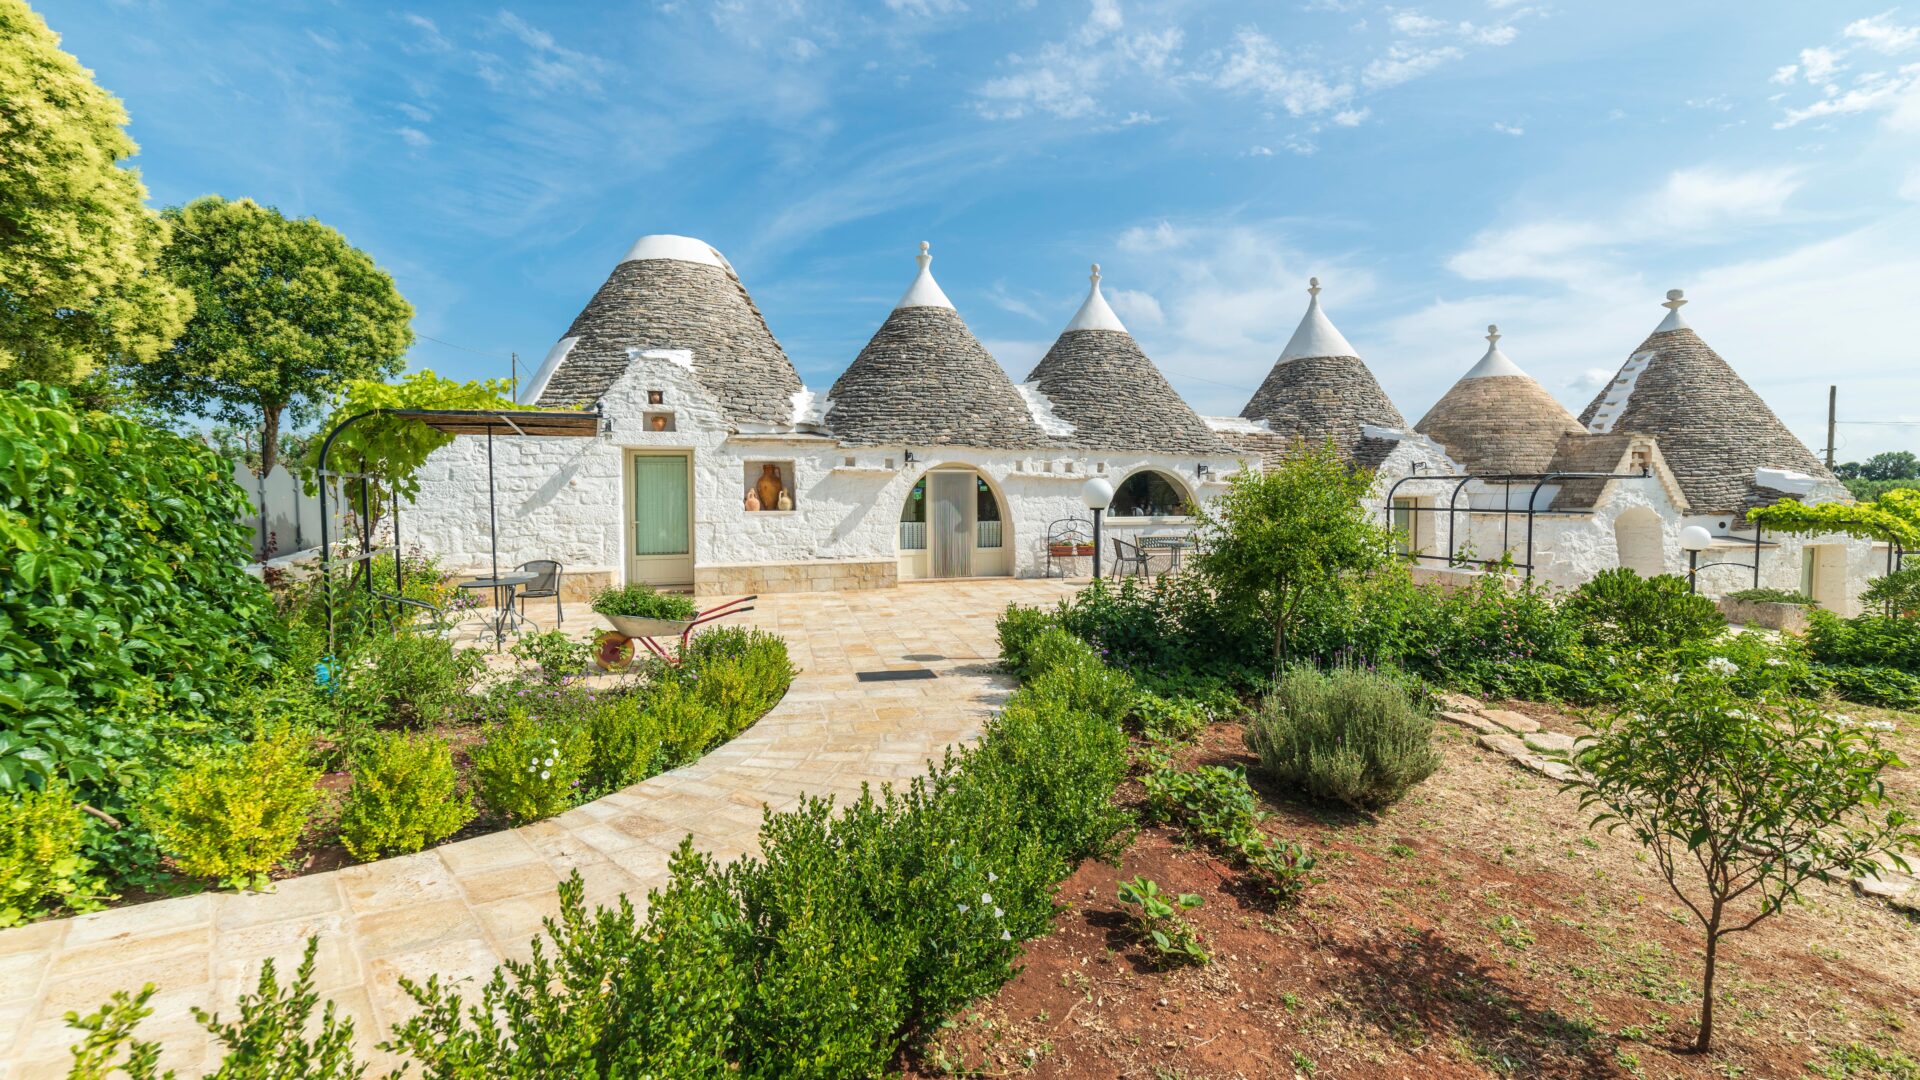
xmin=0 ymin=578 xmax=1079 ymax=1079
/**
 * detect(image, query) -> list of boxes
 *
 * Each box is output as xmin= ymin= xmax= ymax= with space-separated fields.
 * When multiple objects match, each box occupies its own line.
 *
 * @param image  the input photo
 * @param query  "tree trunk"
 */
xmin=1695 ymin=926 xmax=1720 ymax=1052
xmin=259 ymin=403 xmax=284 ymax=477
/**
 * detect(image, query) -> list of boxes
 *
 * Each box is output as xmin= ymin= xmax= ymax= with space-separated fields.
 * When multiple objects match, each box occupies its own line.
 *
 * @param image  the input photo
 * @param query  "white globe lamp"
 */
xmin=1082 ymin=476 xmax=1115 ymax=579
xmin=1678 ymin=525 xmax=1714 ymax=593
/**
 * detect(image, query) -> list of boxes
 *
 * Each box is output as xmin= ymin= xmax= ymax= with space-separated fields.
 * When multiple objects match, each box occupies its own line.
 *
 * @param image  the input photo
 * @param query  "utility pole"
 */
xmin=1825 ymin=385 xmax=1837 ymax=470
xmin=510 ymin=352 xmax=519 ymax=402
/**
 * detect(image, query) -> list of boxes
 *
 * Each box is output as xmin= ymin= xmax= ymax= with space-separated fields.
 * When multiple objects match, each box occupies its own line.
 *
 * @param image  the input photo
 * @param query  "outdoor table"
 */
xmin=1136 ymin=535 xmax=1192 ymax=574
xmin=458 ymin=571 xmax=537 ymax=650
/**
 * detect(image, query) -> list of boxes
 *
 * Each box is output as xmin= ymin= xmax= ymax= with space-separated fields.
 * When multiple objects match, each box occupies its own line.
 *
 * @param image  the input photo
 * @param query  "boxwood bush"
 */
xmin=1247 ymin=666 xmax=1441 ymax=811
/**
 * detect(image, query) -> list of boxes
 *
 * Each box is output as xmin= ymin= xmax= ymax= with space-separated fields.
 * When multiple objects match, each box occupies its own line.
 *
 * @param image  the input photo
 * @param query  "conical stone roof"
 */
xmin=530 ymin=235 xmax=804 ymax=427
xmin=1577 ymin=290 xmax=1835 ymax=513
xmin=826 ymin=243 xmax=1051 ymax=449
xmin=1239 ymin=279 xmax=1407 ymax=463
xmin=1416 ymin=325 xmax=1586 ymax=475
xmin=1023 ymin=265 xmax=1233 ymax=456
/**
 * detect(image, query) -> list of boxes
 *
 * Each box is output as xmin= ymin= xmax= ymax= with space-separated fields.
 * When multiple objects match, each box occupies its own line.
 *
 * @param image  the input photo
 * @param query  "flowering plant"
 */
xmin=468 ymin=710 xmax=590 ymax=823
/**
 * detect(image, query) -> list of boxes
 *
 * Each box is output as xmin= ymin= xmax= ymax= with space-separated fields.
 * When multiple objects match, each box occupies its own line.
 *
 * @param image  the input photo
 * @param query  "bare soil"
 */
xmin=910 ymin=705 xmax=1920 ymax=1080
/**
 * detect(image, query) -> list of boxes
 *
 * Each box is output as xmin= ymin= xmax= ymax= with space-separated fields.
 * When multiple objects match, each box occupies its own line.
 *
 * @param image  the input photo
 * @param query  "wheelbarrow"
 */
xmin=593 ymin=595 xmax=758 ymax=669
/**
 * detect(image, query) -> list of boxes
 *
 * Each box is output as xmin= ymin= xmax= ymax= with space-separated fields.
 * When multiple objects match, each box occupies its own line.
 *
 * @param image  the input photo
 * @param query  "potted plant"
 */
xmin=591 ymin=583 xmax=700 ymax=639
xmin=1048 ymin=541 xmax=1096 ymax=557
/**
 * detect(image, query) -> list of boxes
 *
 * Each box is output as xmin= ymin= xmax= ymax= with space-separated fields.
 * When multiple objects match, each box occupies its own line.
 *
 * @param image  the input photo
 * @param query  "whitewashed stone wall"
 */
xmin=404 ymin=352 xmax=1240 ymax=590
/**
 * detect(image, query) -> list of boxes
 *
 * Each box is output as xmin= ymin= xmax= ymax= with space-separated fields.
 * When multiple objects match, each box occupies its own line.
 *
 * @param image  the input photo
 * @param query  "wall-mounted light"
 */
xmin=1197 ymin=463 xmax=1212 ymax=479
xmin=903 ymin=449 xmax=917 ymax=464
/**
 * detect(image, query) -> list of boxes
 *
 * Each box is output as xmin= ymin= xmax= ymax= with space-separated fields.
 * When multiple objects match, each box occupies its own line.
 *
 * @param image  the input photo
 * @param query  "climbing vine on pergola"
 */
xmin=1748 ymin=488 xmax=1917 ymax=569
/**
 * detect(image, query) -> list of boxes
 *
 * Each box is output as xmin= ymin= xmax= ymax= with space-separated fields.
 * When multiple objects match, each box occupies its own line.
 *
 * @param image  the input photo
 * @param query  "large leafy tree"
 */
xmin=0 ymin=0 xmax=191 ymax=385
xmin=1191 ymin=440 xmax=1390 ymax=667
xmin=131 ymin=196 xmax=414 ymax=475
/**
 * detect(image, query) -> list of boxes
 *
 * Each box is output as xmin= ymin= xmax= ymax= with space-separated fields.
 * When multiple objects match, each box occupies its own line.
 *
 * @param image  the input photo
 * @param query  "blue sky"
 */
xmin=47 ymin=0 xmax=1920 ymax=458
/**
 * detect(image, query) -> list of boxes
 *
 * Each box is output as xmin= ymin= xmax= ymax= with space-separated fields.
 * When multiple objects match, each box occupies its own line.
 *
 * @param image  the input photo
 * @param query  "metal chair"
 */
xmin=1109 ymin=537 xmax=1152 ymax=579
xmin=516 ymin=560 xmax=564 ymax=626
xmin=1045 ymin=517 xmax=1095 ymax=578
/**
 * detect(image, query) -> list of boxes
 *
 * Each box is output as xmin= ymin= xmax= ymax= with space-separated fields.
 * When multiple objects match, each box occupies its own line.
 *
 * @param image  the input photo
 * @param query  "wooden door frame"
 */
xmin=624 ymin=448 xmax=695 ymax=588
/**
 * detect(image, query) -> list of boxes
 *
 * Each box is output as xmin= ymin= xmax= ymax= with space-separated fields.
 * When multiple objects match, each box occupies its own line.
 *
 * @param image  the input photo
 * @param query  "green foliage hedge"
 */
xmin=1248 ymin=666 xmax=1441 ymax=811
xmin=0 ymin=384 xmax=275 ymax=794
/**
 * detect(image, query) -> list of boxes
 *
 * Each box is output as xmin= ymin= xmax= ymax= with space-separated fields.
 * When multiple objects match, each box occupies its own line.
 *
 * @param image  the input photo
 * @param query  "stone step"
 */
xmin=1481 ymin=709 xmax=1540 ymax=734
xmin=1440 ymin=710 xmax=1501 ymax=735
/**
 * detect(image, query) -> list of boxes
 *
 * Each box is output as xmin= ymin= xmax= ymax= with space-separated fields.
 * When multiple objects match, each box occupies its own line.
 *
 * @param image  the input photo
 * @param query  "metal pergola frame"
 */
xmin=1380 ymin=466 xmax=1657 ymax=579
xmin=315 ymin=406 xmax=603 ymax=650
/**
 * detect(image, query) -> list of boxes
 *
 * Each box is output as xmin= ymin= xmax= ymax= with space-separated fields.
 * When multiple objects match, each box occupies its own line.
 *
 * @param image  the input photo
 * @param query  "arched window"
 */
xmin=1110 ymin=470 xmax=1190 ymax=518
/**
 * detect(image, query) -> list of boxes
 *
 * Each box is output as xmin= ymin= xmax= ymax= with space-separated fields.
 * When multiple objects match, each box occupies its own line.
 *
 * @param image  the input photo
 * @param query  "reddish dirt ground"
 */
xmin=908 ymin=712 xmax=1920 ymax=1080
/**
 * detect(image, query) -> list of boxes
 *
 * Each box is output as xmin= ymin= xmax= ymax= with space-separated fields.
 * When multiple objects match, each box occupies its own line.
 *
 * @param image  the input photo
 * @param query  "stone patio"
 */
xmin=0 ymin=578 xmax=1081 ymax=1078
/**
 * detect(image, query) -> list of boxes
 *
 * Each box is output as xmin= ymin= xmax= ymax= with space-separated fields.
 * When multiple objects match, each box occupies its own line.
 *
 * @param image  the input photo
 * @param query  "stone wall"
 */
xmin=694 ymin=558 xmax=897 ymax=597
xmin=1716 ymin=597 xmax=1812 ymax=634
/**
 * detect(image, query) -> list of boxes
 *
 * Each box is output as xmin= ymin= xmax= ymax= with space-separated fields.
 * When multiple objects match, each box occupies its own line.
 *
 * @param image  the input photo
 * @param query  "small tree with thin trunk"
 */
xmin=1568 ymin=661 xmax=1915 ymax=1053
xmin=1190 ymin=439 xmax=1388 ymax=670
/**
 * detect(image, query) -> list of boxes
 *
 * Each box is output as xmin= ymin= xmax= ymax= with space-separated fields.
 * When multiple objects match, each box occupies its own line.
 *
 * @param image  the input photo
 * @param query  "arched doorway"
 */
xmin=1108 ymin=469 xmax=1193 ymax=519
xmin=898 ymin=467 xmax=1010 ymax=580
xmin=1613 ymin=507 xmax=1665 ymax=577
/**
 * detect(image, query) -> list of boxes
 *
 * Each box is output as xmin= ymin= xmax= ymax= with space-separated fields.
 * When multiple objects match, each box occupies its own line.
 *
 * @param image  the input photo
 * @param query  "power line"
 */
xmin=416 ymin=333 xmax=509 ymax=359
xmin=1834 ymin=419 xmax=1920 ymax=426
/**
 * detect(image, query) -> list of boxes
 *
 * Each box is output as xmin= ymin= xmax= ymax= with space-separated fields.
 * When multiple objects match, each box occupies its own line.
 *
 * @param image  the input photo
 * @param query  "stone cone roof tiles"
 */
xmin=1024 ymin=267 xmax=1233 ymax=456
xmin=1416 ymin=327 xmax=1586 ymax=475
xmin=828 ymin=246 xmax=1049 ymax=448
xmin=532 ymin=235 xmax=804 ymax=428
xmin=1240 ymin=280 xmax=1407 ymax=464
xmin=1578 ymin=294 xmax=1834 ymax=513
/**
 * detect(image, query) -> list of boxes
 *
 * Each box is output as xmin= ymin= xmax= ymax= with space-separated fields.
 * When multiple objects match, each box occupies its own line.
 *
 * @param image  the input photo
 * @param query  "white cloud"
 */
xmin=1121 ymin=110 xmax=1160 ymax=124
xmin=1776 ymin=63 xmax=1920 ymax=127
xmin=1213 ymin=29 xmax=1353 ymax=116
xmin=397 ymin=102 xmax=433 ymax=122
xmin=1492 ymin=120 xmax=1524 ymax=135
xmin=483 ymin=12 xmax=611 ymax=95
xmin=1107 ymin=286 xmax=1165 ymax=328
xmin=1446 ymin=166 xmax=1803 ymax=285
xmin=1389 ymin=11 xmax=1449 ymax=35
xmin=401 ymin=13 xmax=451 ymax=53
xmin=1246 ymin=144 xmax=1276 ymax=156
xmin=1901 ymin=167 xmax=1920 ymax=201
xmin=1333 ymin=106 xmax=1370 ymax=126
xmin=1844 ymin=12 xmax=1920 ymax=54
xmin=395 ymin=126 xmax=432 ymax=148
xmin=787 ymin=37 xmax=820 ymax=60
xmin=886 ymin=0 xmax=968 ymax=13
xmin=1117 ymin=219 xmax=1182 ymax=253
xmin=1363 ymin=43 xmax=1464 ymax=89
xmin=1800 ymin=45 xmax=1845 ymax=82
xmin=1771 ymin=63 xmax=1800 ymax=85
xmin=974 ymin=1 xmax=1184 ymax=119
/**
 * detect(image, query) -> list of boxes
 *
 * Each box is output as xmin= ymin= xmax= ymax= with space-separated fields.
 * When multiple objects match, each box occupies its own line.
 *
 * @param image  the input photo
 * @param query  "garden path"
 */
xmin=0 ymin=578 xmax=1081 ymax=1079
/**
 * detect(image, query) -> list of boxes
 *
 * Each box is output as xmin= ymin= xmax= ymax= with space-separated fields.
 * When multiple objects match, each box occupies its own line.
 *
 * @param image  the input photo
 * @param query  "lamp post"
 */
xmin=1082 ymin=476 xmax=1114 ymax=580
xmin=1679 ymin=525 xmax=1713 ymax=594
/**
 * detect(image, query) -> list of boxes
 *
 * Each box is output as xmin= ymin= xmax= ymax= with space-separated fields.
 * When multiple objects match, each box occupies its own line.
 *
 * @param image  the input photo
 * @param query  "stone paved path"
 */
xmin=0 ymin=579 xmax=1080 ymax=1078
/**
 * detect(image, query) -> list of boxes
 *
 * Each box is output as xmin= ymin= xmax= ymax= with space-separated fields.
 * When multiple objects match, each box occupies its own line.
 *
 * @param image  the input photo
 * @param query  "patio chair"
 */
xmin=1045 ymin=517 xmax=1095 ymax=578
xmin=1109 ymin=537 xmax=1152 ymax=579
xmin=517 ymin=560 xmax=564 ymax=626
xmin=379 ymin=594 xmax=454 ymax=637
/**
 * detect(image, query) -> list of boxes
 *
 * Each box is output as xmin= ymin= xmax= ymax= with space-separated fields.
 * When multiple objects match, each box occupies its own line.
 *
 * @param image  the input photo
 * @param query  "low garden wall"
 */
xmin=1717 ymin=596 xmax=1812 ymax=634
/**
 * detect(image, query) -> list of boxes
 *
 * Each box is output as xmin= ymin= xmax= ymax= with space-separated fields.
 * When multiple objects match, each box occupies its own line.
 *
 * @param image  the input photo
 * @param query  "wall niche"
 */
xmin=742 ymin=460 xmax=796 ymax=512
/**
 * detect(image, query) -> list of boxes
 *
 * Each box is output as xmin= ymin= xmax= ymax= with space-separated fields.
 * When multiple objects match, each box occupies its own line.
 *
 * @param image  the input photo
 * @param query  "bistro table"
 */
xmin=458 ymin=571 xmax=537 ymax=650
xmin=1136 ymin=535 xmax=1193 ymax=575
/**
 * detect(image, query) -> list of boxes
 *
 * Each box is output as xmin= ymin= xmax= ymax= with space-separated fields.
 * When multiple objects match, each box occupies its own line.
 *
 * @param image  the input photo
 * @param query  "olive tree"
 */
xmin=1190 ymin=439 xmax=1389 ymax=669
xmin=131 ymin=196 xmax=413 ymax=475
xmin=1568 ymin=662 xmax=1915 ymax=1053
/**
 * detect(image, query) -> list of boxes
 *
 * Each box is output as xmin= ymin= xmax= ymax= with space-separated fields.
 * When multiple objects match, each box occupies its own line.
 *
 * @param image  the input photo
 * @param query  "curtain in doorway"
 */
xmin=930 ymin=471 xmax=973 ymax=578
xmin=631 ymin=456 xmax=690 ymax=556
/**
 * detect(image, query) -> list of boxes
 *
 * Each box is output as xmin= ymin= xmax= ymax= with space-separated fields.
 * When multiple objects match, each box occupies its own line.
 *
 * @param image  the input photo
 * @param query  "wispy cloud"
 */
xmin=1492 ymin=120 xmax=1524 ymax=136
xmin=974 ymin=1 xmax=1184 ymax=119
xmin=1770 ymin=12 xmax=1920 ymax=129
xmin=395 ymin=126 xmax=432 ymax=148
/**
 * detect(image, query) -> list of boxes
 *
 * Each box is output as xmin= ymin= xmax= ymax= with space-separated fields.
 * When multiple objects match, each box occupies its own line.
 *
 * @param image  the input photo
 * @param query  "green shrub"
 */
xmin=1563 ymin=568 xmax=1724 ymax=651
xmin=1130 ymin=691 xmax=1209 ymax=741
xmin=1726 ymin=587 xmax=1816 ymax=606
xmin=65 ymin=937 xmax=364 ymax=1079
xmin=646 ymin=680 xmax=728 ymax=765
xmin=591 ymin=583 xmax=698 ymax=621
xmin=144 ymin=730 xmax=322 ymax=889
xmin=340 ymin=632 xmax=483 ymax=729
xmin=1140 ymin=759 xmax=1313 ymax=904
xmin=1248 ymin=666 xmax=1441 ymax=811
xmin=510 ymin=630 xmax=590 ymax=686
xmin=994 ymin=603 xmax=1058 ymax=675
xmin=682 ymin=629 xmax=795 ymax=738
xmin=1116 ymin=876 xmax=1208 ymax=967
xmin=1861 ymin=567 xmax=1920 ymax=617
xmin=0 ymin=384 xmax=276 ymax=796
xmin=0 ymin=781 xmax=103 ymax=926
xmin=969 ymin=680 xmax=1131 ymax=863
xmin=469 ymin=711 xmax=591 ymax=824
xmin=1814 ymin=664 xmax=1920 ymax=710
xmin=582 ymin=693 xmax=664 ymax=796
xmin=337 ymin=732 xmax=474 ymax=861
xmin=1808 ymin=610 xmax=1920 ymax=673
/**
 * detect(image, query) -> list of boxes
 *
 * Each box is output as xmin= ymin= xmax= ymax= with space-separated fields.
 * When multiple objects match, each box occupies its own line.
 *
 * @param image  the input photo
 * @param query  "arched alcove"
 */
xmin=1613 ymin=507 xmax=1665 ymax=577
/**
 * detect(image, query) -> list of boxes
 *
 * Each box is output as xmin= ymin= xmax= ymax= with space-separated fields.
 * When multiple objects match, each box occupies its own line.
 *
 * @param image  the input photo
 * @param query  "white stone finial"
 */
xmin=1308 ymin=276 xmax=1321 ymax=297
xmin=1278 ymin=277 xmax=1357 ymax=362
xmin=1655 ymin=287 xmax=1691 ymax=332
xmin=1486 ymin=323 xmax=1500 ymax=345
xmin=1064 ymin=259 xmax=1126 ymax=332
xmin=1464 ymin=321 xmax=1525 ymax=379
xmin=894 ymin=240 xmax=954 ymax=310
